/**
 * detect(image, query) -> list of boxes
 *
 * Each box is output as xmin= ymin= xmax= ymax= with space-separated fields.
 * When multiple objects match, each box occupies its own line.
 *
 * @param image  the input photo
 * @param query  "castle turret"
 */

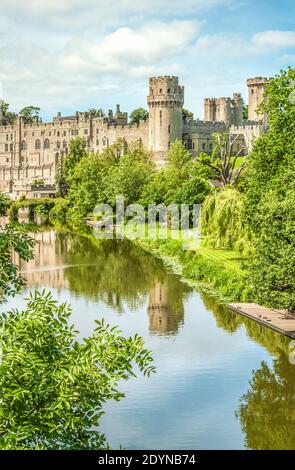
xmin=247 ymin=77 xmax=268 ymax=122
xmin=147 ymin=76 xmax=184 ymax=165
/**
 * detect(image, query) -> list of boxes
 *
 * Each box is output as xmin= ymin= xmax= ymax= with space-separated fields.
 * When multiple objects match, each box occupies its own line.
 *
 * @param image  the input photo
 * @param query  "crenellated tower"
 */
xmin=247 ymin=77 xmax=268 ymax=122
xmin=147 ymin=76 xmax=184 ymax=165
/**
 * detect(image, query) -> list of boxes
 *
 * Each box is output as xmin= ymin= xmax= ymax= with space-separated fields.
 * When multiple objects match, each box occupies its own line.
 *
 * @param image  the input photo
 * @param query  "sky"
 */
xmin=0 ymin=0 xmax=294 ymax=120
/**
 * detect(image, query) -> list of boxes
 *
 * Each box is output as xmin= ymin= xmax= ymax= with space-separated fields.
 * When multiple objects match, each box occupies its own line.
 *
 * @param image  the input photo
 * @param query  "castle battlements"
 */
xmin=0 ymin=74 xmax=269 ymax=198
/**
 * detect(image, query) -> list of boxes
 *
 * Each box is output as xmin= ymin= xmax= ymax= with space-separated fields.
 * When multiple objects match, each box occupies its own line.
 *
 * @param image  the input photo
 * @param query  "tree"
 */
xmin=19 ymin=106 xmax=40 ymax=124
xmin=89 ymin=108 xmax=105 ymax=118
xmin=105 ymin=142 xmax=155 ymax=206
xmin=0 ymin=101 xmax=17 ymax=125
xmin=199 ymin=132 xmax=248 ymax=187
xmin=64 ymin=137 xmax=87 ymax=178
xmin=129 ymin=108 xmax=148 ymax=125
xmin=56 ymin=137 xmax=88 ymax=198
xmin=243 ymin=105 xmax=248 ymax=120
xmin=182 ymin=108 xmax=194 ymax=122
xmin=0 ymin=194 xmax=11 ymax=215
xmin=244 ymin=67 xmax=295 ymax=310
xmin=0 ymin=223 xmax=36 ymax=301
xmin=0 ymin=290 xmax=155 ymax=449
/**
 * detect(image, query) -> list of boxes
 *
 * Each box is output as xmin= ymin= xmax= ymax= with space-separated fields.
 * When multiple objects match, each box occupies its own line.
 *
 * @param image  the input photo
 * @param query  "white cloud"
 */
xmin=251 ymin=30 xmax=295 ymax=50
xmin=0 ymin=0 xmax=232 ymax=31
xmin=0 ymin=20 xmax=198 ymax=113
xmin=192 ymin=30 xmax=295 ymax=57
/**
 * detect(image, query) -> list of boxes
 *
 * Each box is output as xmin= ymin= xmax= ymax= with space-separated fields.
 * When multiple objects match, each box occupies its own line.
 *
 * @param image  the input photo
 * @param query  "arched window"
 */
xmin=35 ymin=139 xmax=41 ymax=150
xmin=44 ymin=138 xmax=50 ymax=149
xmin=21 ymin=140 xmax=27 ymax=151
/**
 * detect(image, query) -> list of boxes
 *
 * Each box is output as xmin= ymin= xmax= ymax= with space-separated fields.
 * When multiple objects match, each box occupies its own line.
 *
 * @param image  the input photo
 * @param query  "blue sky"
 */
xmin=0 ymin=0 xmax=294 ymax=120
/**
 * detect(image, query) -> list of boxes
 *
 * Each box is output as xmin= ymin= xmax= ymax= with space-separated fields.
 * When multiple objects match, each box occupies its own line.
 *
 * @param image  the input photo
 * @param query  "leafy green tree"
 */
xmin=0 ymin=194 xmax=11 ymax=215
xmin=0 ymin=101 xmax=17 ymax=125
xmin=141 ymin=140 xmax=210 ymax=206
xmin=199 ymin=132 xmax=248 ymax=187
xmin=182 ymin=108 xmax=194 ymax=122
xmin=243 ymin=105 xmax=248 ymax=120
xmin=65 ymin=137 xmax=87 ymax=178
xmin=0 ymin=291 xmax=155 ymax=449
xmin=19 ymin=106 xmax=40 ymax=124
xmin=129 ymin=108 xmax=148 ymax=125
xmin=56 ymin=137 xmax=88 ymax=198
xmin=105 ymin=142 xmax=155 ymax=206
xmin=244 ymin=67 xmax=295 ymax=310
xmin=89 ymin=108 xmax=105 ymax=118
xmin=0 ymin=223 xmax=36 ymax=301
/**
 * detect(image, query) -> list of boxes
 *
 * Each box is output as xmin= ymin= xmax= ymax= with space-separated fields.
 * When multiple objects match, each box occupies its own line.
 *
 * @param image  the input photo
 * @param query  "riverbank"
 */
xmin=132 ymin=237 xmax=251 ymax=303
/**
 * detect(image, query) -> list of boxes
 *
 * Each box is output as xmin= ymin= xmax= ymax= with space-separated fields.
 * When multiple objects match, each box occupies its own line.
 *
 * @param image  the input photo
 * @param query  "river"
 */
xmin=2 ymin=226 xmax=295 ymax=450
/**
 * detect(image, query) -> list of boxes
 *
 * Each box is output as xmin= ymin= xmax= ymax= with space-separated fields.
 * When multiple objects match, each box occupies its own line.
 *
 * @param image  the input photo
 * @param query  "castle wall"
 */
xmin=0 ymin=113 xmax=148 ymax=197
xmin=0 ymin=75 xmax=269 ymax=198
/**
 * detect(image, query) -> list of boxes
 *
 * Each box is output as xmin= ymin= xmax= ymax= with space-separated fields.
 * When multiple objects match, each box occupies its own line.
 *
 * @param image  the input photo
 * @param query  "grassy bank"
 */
xmin=133 ymin=237 xmax=251 ymax=303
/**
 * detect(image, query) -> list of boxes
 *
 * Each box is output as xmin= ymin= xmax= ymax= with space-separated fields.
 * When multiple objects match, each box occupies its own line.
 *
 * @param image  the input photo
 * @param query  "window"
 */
xmin=35 ymin=139 xmax=41 ymax=150
xmin=44 ymin=138 xmax=50 ymax=149
xmin=102 ymin=137 xmax=106 ymax=146
xmin=49 ymin=131 xmax=51 ymax=136
xmin=6 ymin=134 xmax=8 ymax=141
xmin=168 ymin=125 xmax=170 ymax=134
xmin=6 ymin=157 xmax=9 ymax=163
xmin=84 ymin=129 xmax=88 ymax=135
xmin=71 ymin=129 xmax=75 ymax=136
xmin=63 ymin=140 xmax=67 ymax=149
xmin=202 ymin=143 xmax=206 ymax=150
xmin=159 ymin=88 xmax=162 ymax=94
xmin=63 ymin=131 xmax=66 ymax=136
xmin=57 ymin=141 xmax=61 ymax=149
xmin=21 ymin=140 xmax=27 ymax=151
xmin=167 ymin=88 xmax=170 ymax=93
xmin=96 ymin=139 xmax=99 ymax=146
xmin=10 ymin=143 xmax=13 ymax=152
xmin=5 ymin=144 xmax=8 ymax=152
xmin=251 ymin=89 xmax=254 ymax=94
xmin=96 ymin=128 xmax=99 ymax=134
xmin=57 ymin=131 xmax=60 ymax=137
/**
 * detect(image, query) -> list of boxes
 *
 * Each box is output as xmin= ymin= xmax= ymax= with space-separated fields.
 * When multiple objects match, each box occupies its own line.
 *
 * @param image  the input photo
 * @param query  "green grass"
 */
xmin=196 ymin=246 xmax=245 ymax=273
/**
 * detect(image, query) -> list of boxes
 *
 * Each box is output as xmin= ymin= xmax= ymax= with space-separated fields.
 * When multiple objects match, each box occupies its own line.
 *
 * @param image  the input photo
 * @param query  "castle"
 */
xmin=0 ymin=76 xmax=269 ymax=199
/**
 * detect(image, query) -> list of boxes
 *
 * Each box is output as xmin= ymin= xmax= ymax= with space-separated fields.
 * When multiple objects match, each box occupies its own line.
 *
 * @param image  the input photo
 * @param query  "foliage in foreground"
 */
xmin=244 ymin=67 xmax=295 ymax=310
xmin=201 ymin=188 xmax=252 ymax=255
xmin=0 ymin=291 xmax=155 ymax=450
xmin=0 ymin=197 xmax=36 ymax=301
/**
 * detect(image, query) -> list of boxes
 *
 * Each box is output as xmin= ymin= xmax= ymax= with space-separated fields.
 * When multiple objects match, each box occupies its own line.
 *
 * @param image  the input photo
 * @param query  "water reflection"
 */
xmin=12 ymin=227 xmax=295 ymax=449
xmin=19 ymin=229 xmax=189 ymax=335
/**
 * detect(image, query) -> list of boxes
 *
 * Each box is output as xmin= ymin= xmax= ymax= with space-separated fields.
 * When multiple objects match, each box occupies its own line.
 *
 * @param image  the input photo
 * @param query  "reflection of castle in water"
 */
xmin=16 ymin=230 xmax=186 ymax=335
xmin=17 ymin=230 xmax=71 ymax=290
xmin=148 ymin=282 xmax=184 ymax=335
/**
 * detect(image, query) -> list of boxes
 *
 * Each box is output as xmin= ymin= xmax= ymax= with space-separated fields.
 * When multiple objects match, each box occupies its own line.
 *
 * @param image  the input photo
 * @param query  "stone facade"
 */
xmin=204 ymin=93 xmax=243 ymax=126
xmin=0 ymin=75 xmax=268 ymax=198
xmin=247 ymin=76 xmax=269 ymax=123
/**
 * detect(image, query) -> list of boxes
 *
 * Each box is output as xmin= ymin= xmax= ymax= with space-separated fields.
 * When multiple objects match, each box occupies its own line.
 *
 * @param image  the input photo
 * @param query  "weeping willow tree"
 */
xmin=201 ymin=188 xmax=252 ymax=254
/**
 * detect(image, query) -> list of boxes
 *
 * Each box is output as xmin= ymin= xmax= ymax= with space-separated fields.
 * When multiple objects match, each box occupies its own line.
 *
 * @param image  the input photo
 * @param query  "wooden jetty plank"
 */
xmin=228 ymin=303 xmax=295 ymax=339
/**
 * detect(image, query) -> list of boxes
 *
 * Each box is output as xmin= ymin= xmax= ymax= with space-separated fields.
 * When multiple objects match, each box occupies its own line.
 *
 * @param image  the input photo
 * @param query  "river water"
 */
xmin=2 ymin=227 xmax=295 ymax=450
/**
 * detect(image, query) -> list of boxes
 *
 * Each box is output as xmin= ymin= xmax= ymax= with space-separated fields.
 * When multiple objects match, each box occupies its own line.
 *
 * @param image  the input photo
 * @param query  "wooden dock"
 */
xmin=228 ymin=303 xmax=295 ymax=339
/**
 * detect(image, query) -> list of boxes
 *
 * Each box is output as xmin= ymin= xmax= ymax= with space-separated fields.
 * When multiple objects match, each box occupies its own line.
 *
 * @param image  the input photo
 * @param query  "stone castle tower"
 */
xmin=204 ymin=93 xmax=243 ymax=126
xmin=247 ymin=77 xmax=268 ymax=122
xmin=147 ymin=76 xmax=184 ymax=164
